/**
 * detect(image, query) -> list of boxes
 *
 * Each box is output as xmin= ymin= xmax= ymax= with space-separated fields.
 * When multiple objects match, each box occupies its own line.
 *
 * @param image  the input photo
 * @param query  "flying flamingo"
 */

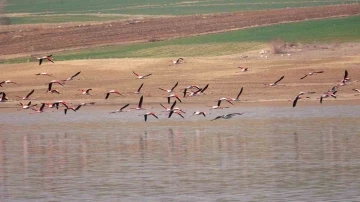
xmin=35 ymin=72 xmax=54 ymax=77
xmin=168 ymin=110 xmax=185 ymax=119
xmin=159 ymin=82 xmax=178 ymax=93
xmin=211 ymin=113 xmax=244 ymax=121
xmin=46 ymin=83 xmax=61 ymax=94
xmin=63 ymin=71 xmax=81 ymax=82
xmin=264 ymin=76 xmax=285 ymax=86
xmin=207 ymin=100 xmax=229 ymax=110
xmin=143 ymin=112 xmax=159 ymax=122
xmin=160 ymin=102 xmax=185 ymax=114
xmin=132 ymin=71 xmax=152 ymax=79
xmin=218 ymin=97 xmax=234 ymax=105
xmin=48 ymin=80 xmax=65 ymax=86
xmin=128 ymin=83 xmax=145 ymax=94
xmin=238 ymin=66 xmax=248 ymax=72
xmin=167 ymin=94 xmax=182 ymax=104
xmin=292 ymin=92 xmax=311 ymax=107
xmin=0 ymin=92 xmax=8 ymax=102
xmin=192 ymin=111 xmax=207 ymax=117
xmin=230 ymin=87 xmax=244 ymax=101
xmin=105 ymin=90 xmax=123 ymax=99
xmin=31 ymin=55 xmax=54 ymax=65
xmin=352 ymin=89 xmax=360 ymax=95
xmin=79 ymin=89 xmax=93 ymax=95
xmin=184 ymin=83 xmax=209 ymax=97
xmin=319 ymin=87 xmax=337 ymax=104
xmin=170 ymin=58 xmax=184 ymax=65
xmin=16 ymin=89 xmax=35 ymax=100
xmin=63 ymin=104 xmax=82 ymax=115
xmin=18 ymin=101 xmax=33 ymax=110
xmin=131 ymin=95 xmax=152 ymax=110
xmin=0 ymin=80 xmax=20 ymax=86
xmin=339 ymin=70 xmax=350 ymax=86
xmin=300 ymin=71 xmax=324 ymax=79
xmin=30 ymin=103 xmax=46 ymax=113
xmin=109 ymin=103 xmax=130 ymax=114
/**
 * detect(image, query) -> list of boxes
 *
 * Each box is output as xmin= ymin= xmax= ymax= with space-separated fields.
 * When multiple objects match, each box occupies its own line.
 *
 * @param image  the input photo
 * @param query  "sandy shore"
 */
xmin=0 ymin=42 xmax=360 ymax=112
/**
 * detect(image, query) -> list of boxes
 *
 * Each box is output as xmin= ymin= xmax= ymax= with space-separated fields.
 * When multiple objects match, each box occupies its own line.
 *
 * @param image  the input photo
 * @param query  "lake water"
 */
xmin=1 ymin=105 xmax=360 ymax=201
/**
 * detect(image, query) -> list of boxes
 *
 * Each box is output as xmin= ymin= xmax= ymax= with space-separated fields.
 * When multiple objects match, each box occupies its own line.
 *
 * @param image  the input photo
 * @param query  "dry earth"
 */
xmin=0 ymin=4 xmax=360 ymax=58
xmin=0 ymin=42 xmax=359 ymax=111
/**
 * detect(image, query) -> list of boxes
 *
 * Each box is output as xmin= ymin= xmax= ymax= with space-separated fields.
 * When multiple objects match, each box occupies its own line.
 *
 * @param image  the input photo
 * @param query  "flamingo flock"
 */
xmin=0 ymin=54 xmax=358 ymax=122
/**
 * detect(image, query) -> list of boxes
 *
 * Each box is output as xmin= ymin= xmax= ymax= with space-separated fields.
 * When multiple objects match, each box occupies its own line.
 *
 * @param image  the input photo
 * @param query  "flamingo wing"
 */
xmin=171 ymin=82 xmax=179 ymax=91
xmin=26 ymin=89 xmax=35 ymax=98
xmin=300 ymin=74 xmax=308 ymax=80
xmin=274 ymin=76 xmax=285 ymax=84
xmin=138 ymin=95 xmax=143 ymax=108
xmin=132 ymin=71 xmax=139 ymax=76
xmin=105 ymin=93 xmax=110 ymax=99
xmin=201 ymin=84 xmax=209 ymax=93
xmin=120 ymin=103 xmax=130 ymax=111
xmin=236 ymin=87 xmax=244 ymax=99
xmin=70 ymin=71 xmax=81 ymax=79
xmin=137 ymin=83 xmax=144 ymax=92
xmin=293 ymin=95 xmax=300 ymax=107
xmin=344 ymin=70 xmax=348 ymax=80
xmin=170 ymin=100 xmax=177 ymax=110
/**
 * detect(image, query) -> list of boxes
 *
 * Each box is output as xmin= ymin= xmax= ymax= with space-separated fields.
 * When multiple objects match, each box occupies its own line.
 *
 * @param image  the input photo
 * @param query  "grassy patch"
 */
xmin=6 ymin=0 xmax=360 ymax=15
xmin=9 ymin=15 xmax=126 ymax=24
xmin=2 ymin=15 xmax=360 ymax=64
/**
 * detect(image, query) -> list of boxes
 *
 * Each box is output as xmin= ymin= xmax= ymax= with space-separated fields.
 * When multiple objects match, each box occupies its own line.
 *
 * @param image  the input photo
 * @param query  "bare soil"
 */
xmin=0 ymin=4 xmax=360 ymax=58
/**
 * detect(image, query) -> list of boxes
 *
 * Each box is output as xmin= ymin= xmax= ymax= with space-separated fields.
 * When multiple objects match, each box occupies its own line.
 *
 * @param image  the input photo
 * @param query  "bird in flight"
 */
xmin=144 ymin=112 xmax=159 ymax=122
xmin=63 ymin=71 xmax=81 ymax=82
xmin=211 ymin=113 xmax=244 ymax=121
xmin=109 ymin=103 xmax=130 ymax=114
xmin=159 ymin=82 xmax=178 ymax=93
xmin=31 ymin=55 xmax=54 ymax=65
xmin=300 ymin=71 xmax=324 ymax=79
xmin=133 ymin=71 xmax=152 ymax=79
xmin=170 ymin=58 xmax=184 ymax=65
xmin=264 ymin=76 xmax=285 ymax=86
xmin=292 ymin=92 xmax=310 ymax=107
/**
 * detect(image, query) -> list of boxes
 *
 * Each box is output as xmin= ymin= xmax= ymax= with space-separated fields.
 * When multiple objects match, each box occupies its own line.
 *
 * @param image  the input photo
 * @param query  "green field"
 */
xmin=2 ymin=15 xmax=359 ymax=64
xmin=6 ymin=0 xmax=360 ymax=15
xmin=9 ymin=15 xmax=127 ymax=25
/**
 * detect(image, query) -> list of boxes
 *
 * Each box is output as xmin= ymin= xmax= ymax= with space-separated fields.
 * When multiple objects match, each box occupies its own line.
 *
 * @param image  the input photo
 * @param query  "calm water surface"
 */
xmin=0 ymin=105 xmax=360 ymax=201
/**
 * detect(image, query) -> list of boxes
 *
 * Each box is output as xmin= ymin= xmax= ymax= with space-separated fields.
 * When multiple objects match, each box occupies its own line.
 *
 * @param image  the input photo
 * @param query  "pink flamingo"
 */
xmin=31 ymin=55 xmax=54 ymax=65
xmin=264 ymin=76 xmax=285 ymax=86
xmin=35 ymin=72 xmax=54 ymax=77
xmin=159 ymin=82 xmax=178 ymax=93
xmin=109 ymin=103 xmax=130 ymax=114
xmin=143 ymin=112 xmax=159 ymax=122
xmin=16 ymin=89 xmax=35 ymax=100
xmin=105 ymin=90 xmax=123 ymax=99
xmin=300 ymin=71 xmax=324 ymax=79
xmin=133 ymin=71 xmax=152 ymax=79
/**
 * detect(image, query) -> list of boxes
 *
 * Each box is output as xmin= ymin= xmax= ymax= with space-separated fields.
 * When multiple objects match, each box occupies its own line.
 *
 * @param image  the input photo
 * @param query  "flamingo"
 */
xmin=319 ymin=87 xmax=337 ymax=104
xmin=80 ymin=102 xmax=96 ymax=106
xmin=35 ymin=72 xmax=54 ymax=77
xmin=18 ymin=101 xmax=33 ymax=110
xmin=63 ymin=71 xmax=81 ymax=81
xmin=264 ymin=76 xmax=285 ymax=86
xmin=46 ymin=83 xmax=61 ymax=94
xmin=31 ymin=55 xmax=54 ymax=65
xmin=184 ymin=83 xmax=209 ymax=97
xmin=159 ymin=82 xmax=178 ymax=93
xmin=109 ymin=103 xmax=130 ymax=114
xmin=352 ymin=89 xmax=360 ymax=93
xmin=16 ymin=89 xmax=35 ymax=100
xmin=211 ymin=113 xmax=244 ymax=121
xmin=339 ymin=70 xmax=350 ymax=86
xmin=160 ymin=101 xmax=185 ymax=113
xmin=300 ymin=71 xmax=324 ymax=79
xmin=238 ymin=66 xmax=248 ymax=72
xmin=48 ymin=80 xmax=65 ymax=86
xmin=80 ymin=89 xmax=93 ymax=95
xmin=143 ymin=112 xmax=159 ymax=122
xmin=168 ymin=110 xmax=185 ymax=119
xmin=132 ymin=71 xmax=152 ymax=79
xmin=230 ymin=87 xmax=244 ymax=101
xmin=105 ymin=90 xmax=123 ymax=99
xmin=129 ymin=83 xmax=145 ymax=94
xmin=207 ymin=100 xmax=229 ymax=110
xmin=218 ymin=97 xmax=234 ymax=105
xmin=0 ymin=80 xmax=20 ymax=86
xmin=167 ymin=94 xmax=182 ymax=104
xmin=63 ymin=103 xmax=82 ymax=115
xmin=192 ymin=111 xmax=206 ymax=117
xmin=0 ymin=92 xmax=8 ymax=102
xmin=131 ymin=95 xmax=152 ymax=110
xmin=170 ymin=58 xmax=184 ymax=65
xmin=292 ymin=92 xmax=311 ymax=107
xmin=30 ymin=103 xmax=46 ymax=113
